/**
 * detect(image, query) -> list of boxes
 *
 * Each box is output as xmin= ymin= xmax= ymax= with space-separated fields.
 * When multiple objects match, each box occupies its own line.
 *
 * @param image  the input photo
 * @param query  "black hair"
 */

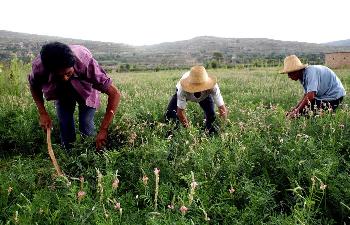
xmin=40 ymin=42 xmax=76 ymax=72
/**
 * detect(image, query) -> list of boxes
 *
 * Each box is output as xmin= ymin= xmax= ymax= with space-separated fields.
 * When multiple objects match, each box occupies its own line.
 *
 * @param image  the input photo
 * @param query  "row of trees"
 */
xmin=0 ymin=51 xmax=325 ymax=74
xmin=103 ymin=52 xmax=324 ymax=72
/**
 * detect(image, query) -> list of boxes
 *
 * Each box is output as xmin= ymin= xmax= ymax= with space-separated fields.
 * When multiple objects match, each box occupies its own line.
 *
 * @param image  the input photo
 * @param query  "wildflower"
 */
xmin=339 ymin=124 xmax=345 ymax=129
xmin=8 ymin=186 xmax=13 ymax=194
xmin=270 ymin=104 xmax=277 ymax=111
xmin=66 ymin=180 xmax=72 ymax=187
xmin=167 ymin=204 xmax=174 ymax=209
xmin=238 ymin=122 xmax=245 ymax=131
xmin=191 ymin=181 xmax=198 ymax=189
xmin=154 ymin=168 xmax=160 ymax=175
xmin=188 ymin=171 xmax=197 ymax=206
xmin=320 ymin=183 xmax=327 ymax=191
xmin=77 ymin=191 xmax=86 ymax=202
xmin=129 ymin=132 xmax=137 ymax=145
xmin=229 ymin=188 xmax=235 ymax=194
xmin=154 ymin=168 xmax=160 ymax=210
xmin=114 ymin=201 xmax=123 ymax=216
xmin=114 ymin=202 xmax=121 ymax=210
xmin=96 ymin=168 xmax=104 ymax=202
xmin=166 ymin=134 xmax=173 ymax=140
xmin=112 ymin=178 xmax=119 ymax=189
xmin=142 ymin=175 xmax=149 ymax=186
xmin=180 ymin=205 xmax=188 ymax=215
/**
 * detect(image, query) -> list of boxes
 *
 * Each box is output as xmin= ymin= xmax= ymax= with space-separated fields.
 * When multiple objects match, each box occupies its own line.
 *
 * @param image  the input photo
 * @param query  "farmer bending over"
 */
xmin=165 ymin=65 xmax=228 ymax=134
xmin=28 ymin=42 xmax=121 ymax=150
xmin=280 ymin=55 xmax=345 ymax=118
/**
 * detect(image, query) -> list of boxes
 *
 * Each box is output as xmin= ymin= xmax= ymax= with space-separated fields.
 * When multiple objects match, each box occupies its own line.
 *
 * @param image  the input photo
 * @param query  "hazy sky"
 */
xmin=1 ymin=0 xmax=349 ymax=46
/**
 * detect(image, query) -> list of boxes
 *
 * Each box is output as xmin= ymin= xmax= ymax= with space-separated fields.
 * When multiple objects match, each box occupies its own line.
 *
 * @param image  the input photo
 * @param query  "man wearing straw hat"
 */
xmin=165 ymin=65 xmax=228 ymax=133
xmin=28 ymin=42 xmax=121 ymax=150
xmin=280 ymin=55 xmax=346 ymax=118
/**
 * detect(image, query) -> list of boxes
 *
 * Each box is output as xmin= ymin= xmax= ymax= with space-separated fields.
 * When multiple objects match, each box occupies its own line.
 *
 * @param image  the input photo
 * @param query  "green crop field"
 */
xmin=0 ymin=60 xmax=349 ymax=224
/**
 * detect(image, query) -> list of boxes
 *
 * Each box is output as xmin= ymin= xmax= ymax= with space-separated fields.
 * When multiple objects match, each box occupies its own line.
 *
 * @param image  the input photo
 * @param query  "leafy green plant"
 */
xmin=0 ymin=65 xmax=349 ymax=224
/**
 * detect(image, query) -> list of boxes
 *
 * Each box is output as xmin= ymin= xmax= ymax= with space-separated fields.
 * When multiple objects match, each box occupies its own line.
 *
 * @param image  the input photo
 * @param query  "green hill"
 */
xmin=1 ymin=30 xmax=350 ymax=68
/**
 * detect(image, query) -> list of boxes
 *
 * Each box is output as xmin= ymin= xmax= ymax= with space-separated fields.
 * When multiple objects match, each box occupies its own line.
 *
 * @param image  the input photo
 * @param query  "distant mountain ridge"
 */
xmin=324 ymin=39 xmax=350 ymax=47
xmin=1 ymin=30 xmax=350 ymax=68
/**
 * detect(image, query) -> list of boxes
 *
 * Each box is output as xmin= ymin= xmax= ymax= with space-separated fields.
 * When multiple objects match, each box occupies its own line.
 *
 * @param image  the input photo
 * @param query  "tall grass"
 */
xmin=0 ymin=62 xmax=349 ymax=224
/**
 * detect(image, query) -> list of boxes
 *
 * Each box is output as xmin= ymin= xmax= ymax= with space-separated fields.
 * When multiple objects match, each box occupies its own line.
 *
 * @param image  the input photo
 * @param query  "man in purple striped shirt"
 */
xmin=28 ymin=42 xmax=121 ymax=150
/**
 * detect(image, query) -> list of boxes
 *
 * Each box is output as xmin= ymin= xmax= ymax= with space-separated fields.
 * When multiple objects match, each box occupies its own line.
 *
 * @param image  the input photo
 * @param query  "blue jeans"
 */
xmin=165 ymin=90 xmax=216 ymax=133
xmin=55 ymin=99 xmax=96 ymax=149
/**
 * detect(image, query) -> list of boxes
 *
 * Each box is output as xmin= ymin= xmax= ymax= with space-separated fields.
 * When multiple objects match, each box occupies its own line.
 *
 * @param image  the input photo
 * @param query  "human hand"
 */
xmin=219 ymin=105 xmax=228 ymax=120
xmin=96 ymin=129 xmax=108 ymax=150
xmin=183 ymin=122 xmax=190 ymax=128
xmin=220 ymin=111 xmax=228 ymax=120
xmin=286 ymin=109 xmax=299 ymax=119
xmin=39 ymin=113 xmax=52 ymax=130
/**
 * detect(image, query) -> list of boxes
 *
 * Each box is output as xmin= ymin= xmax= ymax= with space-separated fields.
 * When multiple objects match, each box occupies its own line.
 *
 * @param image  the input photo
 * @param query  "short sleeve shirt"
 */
xmin=300 ymin=65 xmax=346 ymax=101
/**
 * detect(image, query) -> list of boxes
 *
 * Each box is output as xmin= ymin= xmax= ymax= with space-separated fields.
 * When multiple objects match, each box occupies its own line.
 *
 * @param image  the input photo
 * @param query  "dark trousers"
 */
xmin=55 ymin=86 xmax=96 ymax=149
xmin=165 ymin=91 xmax=216 ymax=133
xmin=304 ymin=97 xmax=344 ymax=113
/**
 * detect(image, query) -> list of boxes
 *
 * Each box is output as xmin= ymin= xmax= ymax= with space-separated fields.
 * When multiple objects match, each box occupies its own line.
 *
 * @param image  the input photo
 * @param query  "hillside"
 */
xmin=324 ymin=39 xmax=350 ymax=47
xmin=1 ymin=30 xmax=350 ymax=68
xmin=0 ymin=30 xmax=137 ymax=64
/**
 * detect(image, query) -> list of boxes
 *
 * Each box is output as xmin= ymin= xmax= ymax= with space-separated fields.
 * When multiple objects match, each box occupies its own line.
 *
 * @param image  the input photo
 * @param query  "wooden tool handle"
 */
xmin=46 ymin=128 xmax=63 ymax=176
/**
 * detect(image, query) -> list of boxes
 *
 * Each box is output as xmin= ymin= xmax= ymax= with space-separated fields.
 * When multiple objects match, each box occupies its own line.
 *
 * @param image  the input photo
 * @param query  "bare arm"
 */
xmin=96 ymin=84 xmax=121 ymax=149
xmin=176 ymin=107 xmax=189 ymax=128
xmin=287 ymin=91 xmax=315 ymax=118
xmin=30 ymin=85 xmax=52 ymax=129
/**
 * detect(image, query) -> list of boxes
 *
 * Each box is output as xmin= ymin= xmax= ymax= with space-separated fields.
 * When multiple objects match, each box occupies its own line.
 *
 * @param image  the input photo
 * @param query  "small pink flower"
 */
xmin=180 ymin=205 xmax=188 ymax=214
xmin=112 ymin=178 xmax=119 ymax=189
xmin=114 ymin=202 xmax=121 ymax=210
xmin=167 ymin=204 xmax=174 ymax=209
xmin=142 ymin=175 xmax=149 ymax=186
xmin=229 ymin=188 xmax=235 ymax=194
xmin=154 ymin=168 xmax=160 ymax=175
xmin=191 ymin=181 xmax=198 ymax=189
xmin=77 ymin=191 xmax=86 ymax=201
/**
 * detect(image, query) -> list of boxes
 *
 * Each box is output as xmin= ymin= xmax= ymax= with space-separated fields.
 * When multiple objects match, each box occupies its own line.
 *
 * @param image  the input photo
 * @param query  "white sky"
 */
xmin=1 ymin=0 xmax=349 ymax=46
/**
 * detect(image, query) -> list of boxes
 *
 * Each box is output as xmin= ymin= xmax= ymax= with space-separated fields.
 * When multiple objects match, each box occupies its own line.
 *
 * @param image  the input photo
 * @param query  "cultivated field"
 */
xmin=0 ymin=63 xmax=349 ymax=224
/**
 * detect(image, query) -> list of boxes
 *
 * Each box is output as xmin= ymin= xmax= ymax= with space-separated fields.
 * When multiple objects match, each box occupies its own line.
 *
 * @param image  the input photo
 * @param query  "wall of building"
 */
xmin=325 ymin=52 xmax=350 ymax=69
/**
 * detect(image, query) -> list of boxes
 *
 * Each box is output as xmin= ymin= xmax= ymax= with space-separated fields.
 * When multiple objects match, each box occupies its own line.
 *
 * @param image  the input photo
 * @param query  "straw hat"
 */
xmin=180 ymin=66 xmax=217 ymax=93
xmin=280 ymin=55 xmax=308 ymax=74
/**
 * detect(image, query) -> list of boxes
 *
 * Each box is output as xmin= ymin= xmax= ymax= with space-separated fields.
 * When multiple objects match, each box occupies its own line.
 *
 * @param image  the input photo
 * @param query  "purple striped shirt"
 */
xmin=28 ymin=45 xmax=112 ymax=108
